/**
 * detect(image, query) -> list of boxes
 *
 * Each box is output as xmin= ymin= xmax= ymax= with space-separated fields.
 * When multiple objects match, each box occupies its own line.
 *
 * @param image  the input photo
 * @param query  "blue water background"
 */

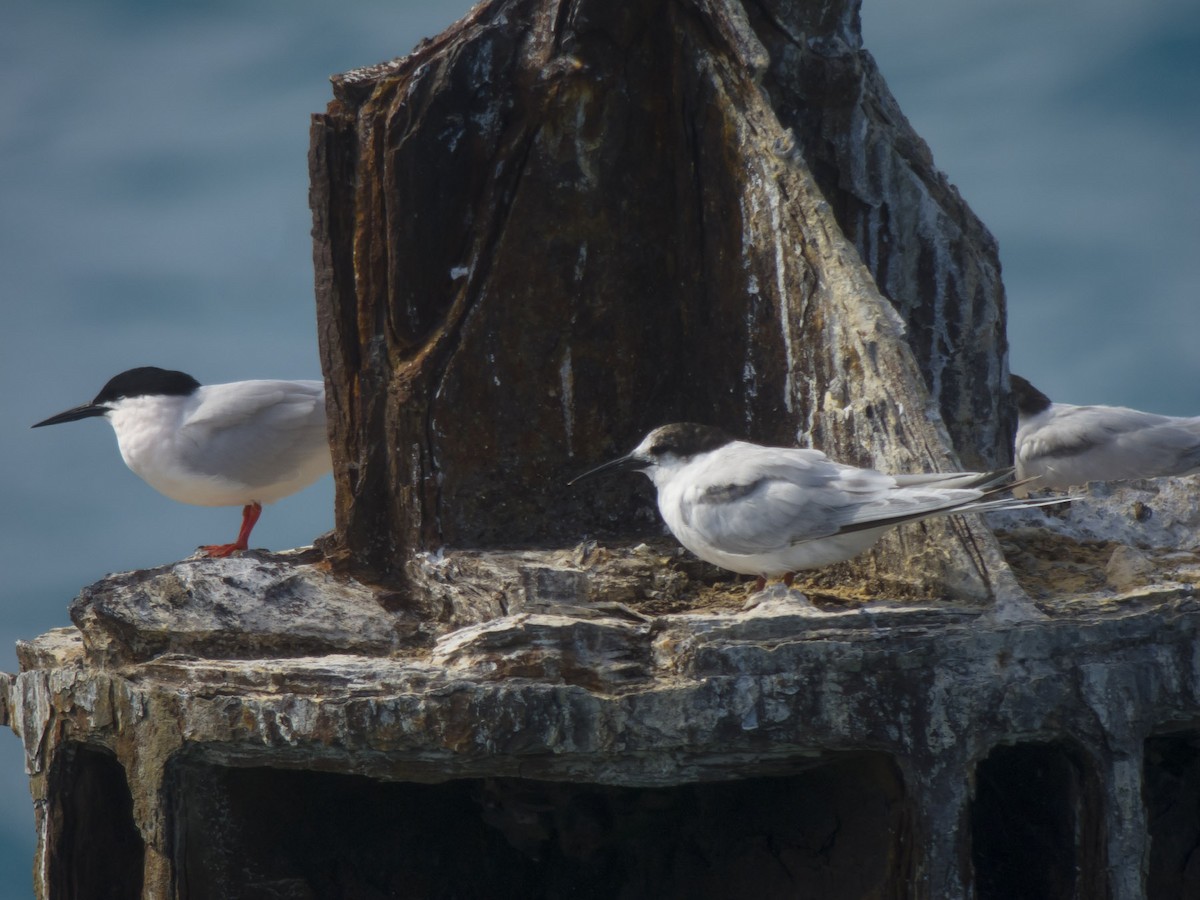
xmin=0 ymin=0 xmax=1196 ymax=895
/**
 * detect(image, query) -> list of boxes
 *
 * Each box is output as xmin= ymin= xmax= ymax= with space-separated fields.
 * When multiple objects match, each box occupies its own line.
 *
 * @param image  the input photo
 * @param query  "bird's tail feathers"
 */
xmin=966 ymin=493 xmax=1072 ymax=515
xmin=828 ymin=484 xmax=1070 ymax=538
xmin=892 ymin=467 xmax=1015 ymax=491
xmin=975 ymin=474 xmax=1048 ymax=503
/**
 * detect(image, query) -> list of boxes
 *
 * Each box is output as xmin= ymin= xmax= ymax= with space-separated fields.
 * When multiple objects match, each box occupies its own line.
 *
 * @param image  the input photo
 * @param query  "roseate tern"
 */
xmin=1013 ymin=374 xmax=1200 ymax=492
xmin=33 ymin=367 xmax=331 ymax=557
xmin=572 ymin=422 xmax=1061 ymax=584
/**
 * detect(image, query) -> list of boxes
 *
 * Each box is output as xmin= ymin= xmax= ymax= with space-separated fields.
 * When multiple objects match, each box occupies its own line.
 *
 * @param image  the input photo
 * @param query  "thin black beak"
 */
xmin=568 ymin=454 xmax=647 ymax=485
xmin=32 ymin=403 xmax=108 ymax=428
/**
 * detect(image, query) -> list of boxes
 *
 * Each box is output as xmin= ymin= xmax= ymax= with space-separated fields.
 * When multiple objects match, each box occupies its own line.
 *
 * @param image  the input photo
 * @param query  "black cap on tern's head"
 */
xmin=91 ymin=367 xmax=201 ymax=404
xmin=1010 ymin=375 xmax=1052 ymax=417
xmin=569 ymin=422 xmax=735 ymax=484
xmin=32 ymin=367 xmax=202 ymax=428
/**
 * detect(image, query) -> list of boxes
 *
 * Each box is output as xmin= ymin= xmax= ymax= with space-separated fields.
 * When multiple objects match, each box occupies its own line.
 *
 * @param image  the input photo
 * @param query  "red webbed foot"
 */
xmin=199 ymin=502 xmax=262 ymax=558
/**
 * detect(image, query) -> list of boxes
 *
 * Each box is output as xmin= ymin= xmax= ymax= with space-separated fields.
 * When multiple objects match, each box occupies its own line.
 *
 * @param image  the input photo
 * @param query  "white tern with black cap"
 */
xmin=33 ymin=366 xmax=331 ymax=557
xmin=1012 ymin=374 xmax=1200 ymax=493
xmin=572 ymin=422 xmax=1063 ymax=585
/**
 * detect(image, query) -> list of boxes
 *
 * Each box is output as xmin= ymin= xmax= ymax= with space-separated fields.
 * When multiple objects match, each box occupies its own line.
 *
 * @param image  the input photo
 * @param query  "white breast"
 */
xmin=105 ymin=383 xmax=331 ymax=507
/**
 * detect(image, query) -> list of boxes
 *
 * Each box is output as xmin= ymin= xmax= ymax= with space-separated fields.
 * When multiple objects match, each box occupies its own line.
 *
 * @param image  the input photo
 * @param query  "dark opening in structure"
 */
xmin=1145 ymin=730 xmax=1200 ymax=898
xmin=969 ymin=741 xmax=1102 ymax=900
xmin=47 ymin=743 xmax=145 ymax=900
xmin=169 ymin=752 xmax=908 ymax=899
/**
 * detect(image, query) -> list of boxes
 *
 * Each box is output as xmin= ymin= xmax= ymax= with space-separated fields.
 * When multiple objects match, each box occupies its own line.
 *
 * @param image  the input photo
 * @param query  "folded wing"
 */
xmin=1019 ymin=404 xmax=1200 ymax=483
xmin=680 ymin=443 xmax=992 ymax=554
xmin=179 ymin=380 xmax=330 ymax=489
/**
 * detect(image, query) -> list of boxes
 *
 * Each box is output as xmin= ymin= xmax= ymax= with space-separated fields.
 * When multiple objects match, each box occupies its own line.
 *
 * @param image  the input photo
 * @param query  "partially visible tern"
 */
xmin=33 ymin=366 xmax=331 ymax=557
xmin=572 ymin=422 xmax=1062 ymax=584
xmin=1012 ymin=374 xmax=1200 ymax=492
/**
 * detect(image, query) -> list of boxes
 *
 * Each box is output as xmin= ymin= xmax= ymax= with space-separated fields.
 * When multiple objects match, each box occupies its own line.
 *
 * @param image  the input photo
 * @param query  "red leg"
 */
xmin=783 ymin=572 xmax=795 ymax=588
xmin=201 ymin=502 xmax=263 ymax=558
xmin=753 ymin=575 xmax=767 ymax=592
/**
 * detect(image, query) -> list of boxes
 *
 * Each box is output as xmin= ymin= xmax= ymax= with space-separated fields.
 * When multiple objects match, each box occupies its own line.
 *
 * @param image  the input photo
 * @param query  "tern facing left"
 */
xmin=572 ymin=423 xmax=1060 ymax=583
xmin=33 ymin=367 xmax=331 ymax=557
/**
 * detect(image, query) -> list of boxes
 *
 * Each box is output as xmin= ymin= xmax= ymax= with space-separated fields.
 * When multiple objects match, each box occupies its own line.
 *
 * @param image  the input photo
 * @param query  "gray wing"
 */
xmin=179 ymin=380 xmax=329 ymax=488
xmin=679 ymin=444 xmax=982 ymax=553
xmin=892 ymin=470 xmax=1010 ymax=490
xmin=1020 ymin=404 xmax=1177 ymax=457
xmin=1019 ymin=404 xmax=1200 ymax=479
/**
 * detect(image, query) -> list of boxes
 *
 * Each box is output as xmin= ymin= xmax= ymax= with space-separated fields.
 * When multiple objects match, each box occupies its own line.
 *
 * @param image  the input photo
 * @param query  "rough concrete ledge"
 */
xmin=15 ymin=592 xmax=1200 ymax=771
xmin=8 ymin=537 xmax=1200 ymax=898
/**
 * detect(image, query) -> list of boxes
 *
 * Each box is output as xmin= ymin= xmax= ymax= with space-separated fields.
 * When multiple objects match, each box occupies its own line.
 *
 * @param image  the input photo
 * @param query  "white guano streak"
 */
xmin=762 ymin=170 xmax=797 ymax=414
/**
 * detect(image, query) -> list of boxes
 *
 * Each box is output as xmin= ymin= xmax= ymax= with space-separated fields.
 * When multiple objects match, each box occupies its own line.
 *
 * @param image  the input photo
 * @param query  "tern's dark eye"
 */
xmin=649 ymin=441 xmax=671 ymax=456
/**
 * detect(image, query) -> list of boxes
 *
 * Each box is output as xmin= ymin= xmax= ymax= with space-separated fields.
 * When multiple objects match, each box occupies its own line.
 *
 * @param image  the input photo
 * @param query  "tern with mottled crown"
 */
xmin=573 ymin=422 xmax=1064 ymax=587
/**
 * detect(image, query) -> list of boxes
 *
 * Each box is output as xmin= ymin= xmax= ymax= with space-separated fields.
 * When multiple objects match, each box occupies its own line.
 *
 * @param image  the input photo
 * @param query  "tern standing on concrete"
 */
xmin=574 ymin=422 xmax=1061 ymax=586
xmin=34 ymin=366 xmax=331 ymax=557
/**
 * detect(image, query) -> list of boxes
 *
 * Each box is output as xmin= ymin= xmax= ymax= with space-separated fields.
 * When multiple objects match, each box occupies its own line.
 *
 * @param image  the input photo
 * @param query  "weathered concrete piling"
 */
xmin=309 ymin=0 xmax=1014 ymax=601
